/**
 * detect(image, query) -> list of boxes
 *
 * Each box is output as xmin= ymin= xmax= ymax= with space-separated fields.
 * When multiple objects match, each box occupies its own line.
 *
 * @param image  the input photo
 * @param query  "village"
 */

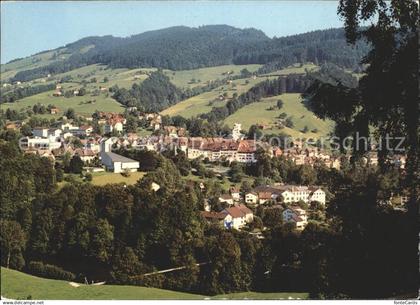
xmin=5 ymin=110 xmax=408 ymax=232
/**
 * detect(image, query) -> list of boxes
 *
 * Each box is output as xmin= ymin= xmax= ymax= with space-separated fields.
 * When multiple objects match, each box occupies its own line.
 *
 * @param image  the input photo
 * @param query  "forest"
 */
xmin=10 ymin=26 xmax=369 ymax=83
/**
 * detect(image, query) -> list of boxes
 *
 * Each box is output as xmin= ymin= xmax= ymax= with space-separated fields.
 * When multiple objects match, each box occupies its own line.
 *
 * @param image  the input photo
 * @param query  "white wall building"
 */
xmin=283 ymin=207 xmax=308 ymax=230
xmin=100 ymin=138 xmax=139 ymax=173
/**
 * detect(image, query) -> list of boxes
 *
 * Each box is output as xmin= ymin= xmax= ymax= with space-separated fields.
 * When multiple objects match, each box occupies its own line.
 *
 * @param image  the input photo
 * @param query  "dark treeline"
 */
xmin=10 ymin=26 xmax=369 ymax=83
xmin=0 ymin=83 xmax=56 ymax=104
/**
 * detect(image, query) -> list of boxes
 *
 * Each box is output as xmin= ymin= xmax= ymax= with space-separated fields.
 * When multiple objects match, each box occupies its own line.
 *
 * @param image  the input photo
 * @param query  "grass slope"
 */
xmin=1 ymin=267 xmax=308 ymax=300
xmin=164 ymin=64 xmax=262 ymax=89
xmin=91 ymin=171 xmax=145 ymax=186
xmin=223 ymin=93 xmax=334 ymax=139
xmin=0 ymin=89 xmax=124 ymax=117
xmin=0 ymin=267 xmax=203 ymax=300
xmin=260 ymin=63 xmax=318 ymax=76
xmin=1 ymin=64 xmax=263 ymax=118
xmin=161 ymin=75 xmax=278 ymax=118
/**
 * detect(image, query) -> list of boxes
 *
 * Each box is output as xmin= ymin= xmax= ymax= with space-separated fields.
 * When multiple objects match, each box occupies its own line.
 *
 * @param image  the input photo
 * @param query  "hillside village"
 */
xmin=4 ymin=109 xmax=408 ymax=233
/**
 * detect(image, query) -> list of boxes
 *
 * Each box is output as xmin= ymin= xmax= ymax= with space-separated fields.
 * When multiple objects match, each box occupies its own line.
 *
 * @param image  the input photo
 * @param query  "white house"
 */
xmin=280 ymin=186 xmax=326 ymax=205
xmin=74 ymin=148 xmax=97 ymax=163
xmin=104 ymin=121 xmax=123 ymax=134
xmin=222 ymin=204 xmax=254 ymax=230
xmin=245 ymin=192 xmax=258 ymax=204
xmin=229 ymin=187 xmax=241 ymax=201
xmin=282 ymin=206 xmax=308 ymax=230
xmin=309 ymin=187 xmax=326 ymax=204
xmin=19 ymin=136 xmax=62 ymax=151
xmin=151 ymin=182 xmax=161 ymax=192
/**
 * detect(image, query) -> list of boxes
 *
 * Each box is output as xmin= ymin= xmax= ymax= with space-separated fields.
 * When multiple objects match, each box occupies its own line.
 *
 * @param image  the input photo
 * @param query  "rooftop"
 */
xmin=102 ymin=152 xmax=138 ymax=163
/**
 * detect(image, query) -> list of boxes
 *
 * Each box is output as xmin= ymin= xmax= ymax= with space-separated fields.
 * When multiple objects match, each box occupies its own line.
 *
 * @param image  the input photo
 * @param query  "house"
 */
xmin=74 ymin=148 xmax=97 ymax=162
xmin=68 ymin=125 xmax=93 ymax=137
xmin=19 ymin=136 xmax=61 ymax=151
xmin=32 ymin=127 xmax=62 ymax=139
xmin=100 ymin=139 xmax=139 ymax=173
xmin=280 ymin=185 xmax=326 ymax=205
xmin=222 ymin=204 xmax=254 ymax=230
xmin=200 ymin=211 xmax=232 ymax=228
xmin=219 ymin=194 xmax=234 ymax=206
xmin=151 ymin=182 xmax=161 ymax=192
xmin=32 ymin=127 xmax=48 ymax=138
xmin=5 ymin=121 xmax=22 ymax=130
xmin=282 ymin=206 xmax=308 ymax=230
xmin=50 ymin=107 xmax=60 ymax=114
xmin=309 ymin=187 xmax=326 ymax=204
xmin=229 ymin=187 xmax=241 ymax=201
xmin=258 ymin=192 xmax=272 ymax=204
xmin=245 ymin=192 xmax=258 ymax=204
xmin=273 ymin=147 xmax=283 ymax=157
xmin=104 ymin=115 xmax=124 ymax=134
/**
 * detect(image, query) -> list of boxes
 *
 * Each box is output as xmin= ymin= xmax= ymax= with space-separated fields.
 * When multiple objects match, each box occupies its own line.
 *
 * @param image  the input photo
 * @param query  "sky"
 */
xmin=1 ymin=1 xmax=344 ymax=64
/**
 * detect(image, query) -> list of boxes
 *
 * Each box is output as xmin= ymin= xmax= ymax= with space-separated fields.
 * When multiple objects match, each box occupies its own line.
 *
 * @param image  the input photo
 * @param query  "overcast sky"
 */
xmin=1 ymin=1 xmax=344 ymax=64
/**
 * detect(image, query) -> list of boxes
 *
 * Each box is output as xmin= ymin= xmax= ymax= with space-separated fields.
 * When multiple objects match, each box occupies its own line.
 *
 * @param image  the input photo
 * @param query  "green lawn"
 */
xmin=1 ymin=267 xmax=308 ymax=300
xmin=161 ymin=75 xmax=278 ymax=118
xmin=223 ymin=93 xmax=334 ymax=139
xmin=0 ymin=267 xmax=203 ymax=300
xmin=91 ymin=171 xmax=146 ymax=186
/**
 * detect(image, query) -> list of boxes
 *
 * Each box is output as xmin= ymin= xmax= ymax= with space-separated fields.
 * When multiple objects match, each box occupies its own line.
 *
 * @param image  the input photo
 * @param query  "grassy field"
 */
xmin=1 ymin=267 xmax=308 ymax=300
xmin=163 ymin=64 xmax=262 ymax=89
xmin=1 ymin=49 xmax=71 ymax=81
xmin=161 ymin=75 xmax=278 ymax=118
xmin=1 ymin=63 xmax=264 ymax=119
xmin=91 ymin=171 xmax=146 ymax=186
xmin=260 ymin=63 xmax=318 ymax=76
xmin=0 ymin=267 xmax=203 ymax=300
xmin=0 ymin=89 xmax=124 ymax=116
xmin=223 ymin=93 xmax=334 ymax=139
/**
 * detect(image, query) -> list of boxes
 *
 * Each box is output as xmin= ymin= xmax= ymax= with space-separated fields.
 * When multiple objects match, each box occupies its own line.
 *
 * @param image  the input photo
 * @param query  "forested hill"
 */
xmin=6 ymin=25 xmax=369 ymax=82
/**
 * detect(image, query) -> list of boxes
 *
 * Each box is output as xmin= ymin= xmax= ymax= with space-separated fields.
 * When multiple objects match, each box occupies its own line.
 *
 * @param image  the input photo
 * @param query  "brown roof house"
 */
xmin=222 ymin=204 xmax=254 ymax=230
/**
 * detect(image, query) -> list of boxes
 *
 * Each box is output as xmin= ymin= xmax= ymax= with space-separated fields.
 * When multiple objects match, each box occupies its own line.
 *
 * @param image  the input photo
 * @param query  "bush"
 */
xmin=28 ymin=261 xmax=75 ymax=281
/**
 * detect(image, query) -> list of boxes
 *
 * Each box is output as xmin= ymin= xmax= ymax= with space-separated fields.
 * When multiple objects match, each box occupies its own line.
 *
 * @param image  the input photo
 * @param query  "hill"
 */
xmin=1 ymin=267 xmax=308 ymax=300
xmin=0 ymin=267 xmax=203 ymax=300
xmin=0 ymin=64 xmax=264 ymax=116
xmin=223 ymin=93 xmax=334 ymax=139
xmin=2 ymin=25 xmax=369 ymax=83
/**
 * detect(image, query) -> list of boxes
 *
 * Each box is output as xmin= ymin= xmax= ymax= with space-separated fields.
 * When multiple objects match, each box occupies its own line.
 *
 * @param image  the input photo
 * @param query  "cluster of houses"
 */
xmin=201 ymin=201 xmax=310 ymax=231
xmin=200 ymin=184 xmax=326 ymax=230
xmin=12 ymin=108 xmax=407 ymax=174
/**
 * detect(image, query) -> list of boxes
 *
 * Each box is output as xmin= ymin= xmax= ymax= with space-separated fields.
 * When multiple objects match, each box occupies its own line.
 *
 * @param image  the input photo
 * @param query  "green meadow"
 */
xmin=1 ymin=267 xmax=308 ymax=300
xmin=223 ymin=93 xmax=334 ymax=139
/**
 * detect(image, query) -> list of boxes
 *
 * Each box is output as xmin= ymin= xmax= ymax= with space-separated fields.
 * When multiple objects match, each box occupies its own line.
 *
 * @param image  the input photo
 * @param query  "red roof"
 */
xmin=237 ymin=140 xmax=257 ymax=153
xmin=201 ymin=211 xmax=227 ymax=220
xmin=223 ymin=204 xmax=252 ymax=218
